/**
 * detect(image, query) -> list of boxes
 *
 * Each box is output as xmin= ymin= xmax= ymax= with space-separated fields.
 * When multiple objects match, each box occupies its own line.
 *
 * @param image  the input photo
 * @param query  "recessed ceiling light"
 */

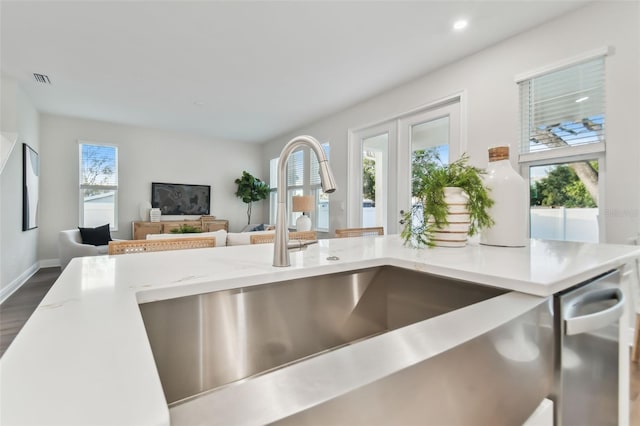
xmin=453 ymin=20 xmax=468 ymax=31
xmin=575 ymin=96 xmax=589 ymax=103
xmin=193 ymin=100 xmax=204 ymax=106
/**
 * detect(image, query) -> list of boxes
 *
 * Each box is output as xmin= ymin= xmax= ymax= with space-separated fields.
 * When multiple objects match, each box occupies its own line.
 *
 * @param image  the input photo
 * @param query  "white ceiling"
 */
xmin=1 ymin=0 xmax=588 ymax=144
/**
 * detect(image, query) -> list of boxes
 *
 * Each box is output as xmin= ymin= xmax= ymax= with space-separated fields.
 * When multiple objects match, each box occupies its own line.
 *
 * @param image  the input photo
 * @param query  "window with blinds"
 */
xmin=269 ymin=143 xmax=330 ymax=231
xmin=518 ymin=52 xmax=606 ymax=243
xmin=79 ymin=142 xmax=118 ymax=229
xmin=287 ymin=150 xmax=304 ymax=187
xmin=310 ymin=144 xmax=330 ymax=185
xmin=519 ymin=57 xmax=605 ymax=158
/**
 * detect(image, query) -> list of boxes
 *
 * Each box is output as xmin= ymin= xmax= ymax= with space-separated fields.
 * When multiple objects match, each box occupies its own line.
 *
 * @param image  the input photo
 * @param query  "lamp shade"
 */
xmin=292 ymin=195 xmax=314 ymax=212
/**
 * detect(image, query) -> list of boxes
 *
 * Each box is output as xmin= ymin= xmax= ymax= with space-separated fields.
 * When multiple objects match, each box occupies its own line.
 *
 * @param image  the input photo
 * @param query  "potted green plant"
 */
xmin=400 ymin=150 xmax=494 ymax=247
xmin=235 ymin=171 xmax=270 ymax=225
xmin=169 ymin=224 xmax=202 ymax=234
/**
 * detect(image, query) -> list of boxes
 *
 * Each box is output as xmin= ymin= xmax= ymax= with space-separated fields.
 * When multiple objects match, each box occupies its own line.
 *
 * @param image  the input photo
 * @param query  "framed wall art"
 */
xmin=22 ymin=143 xmax=39 ymax=231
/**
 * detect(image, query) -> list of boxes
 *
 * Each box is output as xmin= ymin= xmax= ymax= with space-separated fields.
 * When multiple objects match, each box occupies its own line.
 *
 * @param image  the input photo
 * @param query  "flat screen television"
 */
xmin=151 ymin=182 xmax=210 ymax=215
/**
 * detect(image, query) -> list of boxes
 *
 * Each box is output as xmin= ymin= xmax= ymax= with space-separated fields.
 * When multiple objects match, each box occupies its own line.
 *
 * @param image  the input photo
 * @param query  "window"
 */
xmin=519 ymin=57 xmax=604 ymax=158
xmin=269 ymin=143 xmax=330 ymax=231
xmin=518 ymin=53 xmax=606 ymax=242
xmin=79 ymin=142 xmax=118 ymax=230
xmin=529 ymin=160 xmax=600 ymax=243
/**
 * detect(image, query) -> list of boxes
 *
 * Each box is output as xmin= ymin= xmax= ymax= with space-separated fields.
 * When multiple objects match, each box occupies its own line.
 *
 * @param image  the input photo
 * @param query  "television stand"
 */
xmin=132 ymin=217 xmax=229 ymax=240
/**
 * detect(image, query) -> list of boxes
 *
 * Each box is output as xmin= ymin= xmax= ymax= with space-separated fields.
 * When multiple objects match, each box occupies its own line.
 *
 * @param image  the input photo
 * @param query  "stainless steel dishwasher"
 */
xmin=554 ymin=269 xmax=625 ymax=426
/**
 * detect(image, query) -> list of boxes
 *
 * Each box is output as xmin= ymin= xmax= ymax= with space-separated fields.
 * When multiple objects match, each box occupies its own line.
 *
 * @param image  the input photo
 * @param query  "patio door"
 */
xmin=348 ymin=97 xmax=462 ymax=235
xmin=397 ymin=100 xmax=462 ymax=216
xmin=348 ymin=121 xmax=397 ymax=233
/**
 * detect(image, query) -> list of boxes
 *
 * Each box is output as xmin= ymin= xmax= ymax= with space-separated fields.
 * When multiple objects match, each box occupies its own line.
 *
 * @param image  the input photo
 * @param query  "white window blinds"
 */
xmin=269 ymin=143 xmax=330 ymax=230
xmin=270 ymin=144 xmax=330 ymax=188
xmin=310 ymin=144 xmax=330 ymax=185
xmin=287 ymin=150 xmax=304 ymax=187
xmin=519 ymin=57 xmax=605 ymax=156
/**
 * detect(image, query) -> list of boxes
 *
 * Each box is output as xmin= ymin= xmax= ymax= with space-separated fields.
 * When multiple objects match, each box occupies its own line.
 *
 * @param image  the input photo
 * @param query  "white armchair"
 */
xmin=58 ymin=229 xmax=110 ymax=270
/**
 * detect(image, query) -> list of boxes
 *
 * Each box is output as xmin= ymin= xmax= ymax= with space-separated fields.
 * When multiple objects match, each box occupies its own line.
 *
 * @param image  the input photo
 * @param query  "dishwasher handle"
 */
xmin=564 ymin=287 xmax=625 ymax=336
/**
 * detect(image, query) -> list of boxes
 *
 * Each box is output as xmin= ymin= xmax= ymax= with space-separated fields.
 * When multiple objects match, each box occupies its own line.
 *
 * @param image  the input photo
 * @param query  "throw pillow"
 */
xmin=78 ymin=224 xmax=112 ymax=246
xmin=250 ymin=224 xmax=265 ymax=232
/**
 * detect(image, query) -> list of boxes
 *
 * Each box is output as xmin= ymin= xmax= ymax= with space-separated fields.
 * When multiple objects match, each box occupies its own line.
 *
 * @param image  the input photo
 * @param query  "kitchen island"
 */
xmin=1 ymin=235 xmax=638 ymax=425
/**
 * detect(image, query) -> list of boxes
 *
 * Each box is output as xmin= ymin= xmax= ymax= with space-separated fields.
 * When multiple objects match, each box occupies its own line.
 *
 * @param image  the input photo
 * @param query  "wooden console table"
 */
xmin=132 ymin=217 xmax=229 ymax=240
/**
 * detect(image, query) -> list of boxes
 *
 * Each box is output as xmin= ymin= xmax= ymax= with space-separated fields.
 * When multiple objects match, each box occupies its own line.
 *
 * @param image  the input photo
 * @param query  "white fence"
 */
xmin=362 ymin=207 xmax=378 ymax=227
xmin=364 ymin=206 xmax=599 ymax=243
xmin=84 ymin=202 xmax=115 ymax=228
xmin=530 ymin=207 xmax=598 ymax=243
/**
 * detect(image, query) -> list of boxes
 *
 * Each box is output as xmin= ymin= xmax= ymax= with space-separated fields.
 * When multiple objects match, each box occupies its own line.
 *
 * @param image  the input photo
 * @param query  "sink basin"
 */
xmin=139 ymin=266 xmax=506 ymax=405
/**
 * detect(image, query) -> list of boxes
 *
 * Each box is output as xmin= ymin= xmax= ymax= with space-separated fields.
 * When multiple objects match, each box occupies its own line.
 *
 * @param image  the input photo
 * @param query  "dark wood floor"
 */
xmin=1 ymin=267 xmax=640 ymax=423
xmin=0 ymin=267 xmax=60 ymax=356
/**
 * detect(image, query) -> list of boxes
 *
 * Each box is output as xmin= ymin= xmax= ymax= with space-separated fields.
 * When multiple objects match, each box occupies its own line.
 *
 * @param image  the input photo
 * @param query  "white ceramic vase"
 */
xmin=149 ymin=208 xmax=162 ymax=223
xmin=430 ymin=187 xmax=471 ymax=247
xmin=480 ymin=146 xmax=528 ymax=247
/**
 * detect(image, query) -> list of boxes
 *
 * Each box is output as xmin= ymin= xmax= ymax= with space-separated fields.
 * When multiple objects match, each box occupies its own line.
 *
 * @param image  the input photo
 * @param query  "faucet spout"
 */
xmin=274 ymin=135 xmax=336 ymax=267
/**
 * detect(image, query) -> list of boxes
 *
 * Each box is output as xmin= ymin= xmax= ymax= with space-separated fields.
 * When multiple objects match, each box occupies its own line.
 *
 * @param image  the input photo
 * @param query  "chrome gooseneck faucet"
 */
xmin=274 ymin=135 xmax=336 ymax=267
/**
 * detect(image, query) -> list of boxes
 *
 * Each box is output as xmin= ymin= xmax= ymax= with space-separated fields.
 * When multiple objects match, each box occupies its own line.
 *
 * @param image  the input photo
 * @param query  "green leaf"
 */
xmin=235 ymin=171 xmax=270 ymax=223
xmin=169 ymin=224 xmax=202 ymax=234
xmin=401 ymin=150 xmax=494 ymax=247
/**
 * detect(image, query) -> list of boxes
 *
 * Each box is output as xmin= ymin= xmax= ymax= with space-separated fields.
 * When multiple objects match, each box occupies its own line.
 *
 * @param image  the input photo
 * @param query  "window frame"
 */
xmin=520 ymin=151 xmax=605 ymax=243
xmin=347 ymin=93 xmax=464 ymax=234
xmin=78 ymin=141 xmax=119 ymax=231
xmin=516 ymin=47 xmax=610 ymax=165
xmin=517 ymin=49 xmax=609 ymax=243
xmin=269 ymin=143 xmax=330 ymax=231
xmin=348 ymin=121 xmax=396 ymax=230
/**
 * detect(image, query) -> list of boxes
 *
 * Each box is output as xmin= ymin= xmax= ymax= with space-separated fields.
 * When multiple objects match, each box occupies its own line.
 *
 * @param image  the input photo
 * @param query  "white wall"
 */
xmin=38 ymin=114 xmax=265 ymax=262
xmin=262 ymin=1 xmax=640 ymax=244
xmin=0 ymin=76 xmax=40 ymax=297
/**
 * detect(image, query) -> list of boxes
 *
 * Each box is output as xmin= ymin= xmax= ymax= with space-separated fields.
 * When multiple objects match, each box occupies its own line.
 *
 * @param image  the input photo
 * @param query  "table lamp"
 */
xmin=292 ymin=195 xmax=314 ymax=231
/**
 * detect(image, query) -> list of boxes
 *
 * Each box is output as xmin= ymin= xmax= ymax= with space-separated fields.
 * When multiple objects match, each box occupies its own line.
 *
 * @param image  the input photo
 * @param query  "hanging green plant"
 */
xmin=400 ymin=151 xmax=494 ymax=247
xmin=235 ymin=171 xmax=270 ymax=225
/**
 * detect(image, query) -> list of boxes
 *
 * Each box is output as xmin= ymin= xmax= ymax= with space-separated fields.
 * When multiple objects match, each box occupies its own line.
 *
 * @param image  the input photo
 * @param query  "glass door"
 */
xmin=348 ymin=121 xmax=397 ymax=232
xmin=397 ymin=101 xmax=461 ymax=219
xmin=347 ymin=98 xmax=462 ymax=235
xmin=362 ymin=133 xmax=389 ymax=228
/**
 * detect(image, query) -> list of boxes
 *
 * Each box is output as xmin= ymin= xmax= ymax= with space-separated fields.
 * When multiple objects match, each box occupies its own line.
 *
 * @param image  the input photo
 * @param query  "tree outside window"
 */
xmin=79 ymin=143 xmax=118 ymax=229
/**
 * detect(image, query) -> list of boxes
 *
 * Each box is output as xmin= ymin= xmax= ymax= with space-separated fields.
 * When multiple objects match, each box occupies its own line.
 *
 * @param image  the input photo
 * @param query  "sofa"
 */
xmin=146 ymin=229 xmax=277 ymax=246
xmin=59 ymin=229 xmax=111 ymax=270
xmin=59 ymin=228 xmax=278 ymax=270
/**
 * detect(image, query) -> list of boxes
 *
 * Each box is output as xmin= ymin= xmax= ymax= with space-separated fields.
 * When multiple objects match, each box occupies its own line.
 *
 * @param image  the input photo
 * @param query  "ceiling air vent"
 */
xmin=33 ymin=73 xmax=51 ymax=84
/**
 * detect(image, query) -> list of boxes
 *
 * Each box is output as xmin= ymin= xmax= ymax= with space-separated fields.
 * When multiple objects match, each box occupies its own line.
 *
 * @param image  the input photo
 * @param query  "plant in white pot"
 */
xmin=400 ymin=150 xmax=494 ymax=247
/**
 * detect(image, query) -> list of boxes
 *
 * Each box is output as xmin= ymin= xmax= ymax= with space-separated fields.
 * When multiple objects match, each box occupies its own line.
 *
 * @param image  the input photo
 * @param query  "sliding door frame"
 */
xmin=347 ymin=91 xmax=467 ymax=234
xmin=347 ymin=121 xmax=397 ymax=230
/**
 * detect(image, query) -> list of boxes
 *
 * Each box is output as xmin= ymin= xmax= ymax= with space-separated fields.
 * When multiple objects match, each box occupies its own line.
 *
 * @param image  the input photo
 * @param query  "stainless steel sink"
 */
xmin=139 ymin=266 xmax=507 ymax=405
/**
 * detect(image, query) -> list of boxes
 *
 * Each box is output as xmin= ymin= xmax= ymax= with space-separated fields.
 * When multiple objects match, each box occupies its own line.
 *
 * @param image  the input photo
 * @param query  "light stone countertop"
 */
xmin=1 ymin=235 xmax=639 ymax=425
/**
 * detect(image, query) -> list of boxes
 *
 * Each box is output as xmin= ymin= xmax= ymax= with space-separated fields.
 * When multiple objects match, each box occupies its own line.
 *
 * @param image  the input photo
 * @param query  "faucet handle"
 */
xmin=287 ymin=239 xmax=318 ymax=250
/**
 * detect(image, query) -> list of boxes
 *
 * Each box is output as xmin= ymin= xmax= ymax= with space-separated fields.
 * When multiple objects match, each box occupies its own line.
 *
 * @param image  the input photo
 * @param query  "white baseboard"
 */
xmin=39 ymin=258 xmax=61 ymax=268
xmin=0 ymin=262 xmax=39 ymax=305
